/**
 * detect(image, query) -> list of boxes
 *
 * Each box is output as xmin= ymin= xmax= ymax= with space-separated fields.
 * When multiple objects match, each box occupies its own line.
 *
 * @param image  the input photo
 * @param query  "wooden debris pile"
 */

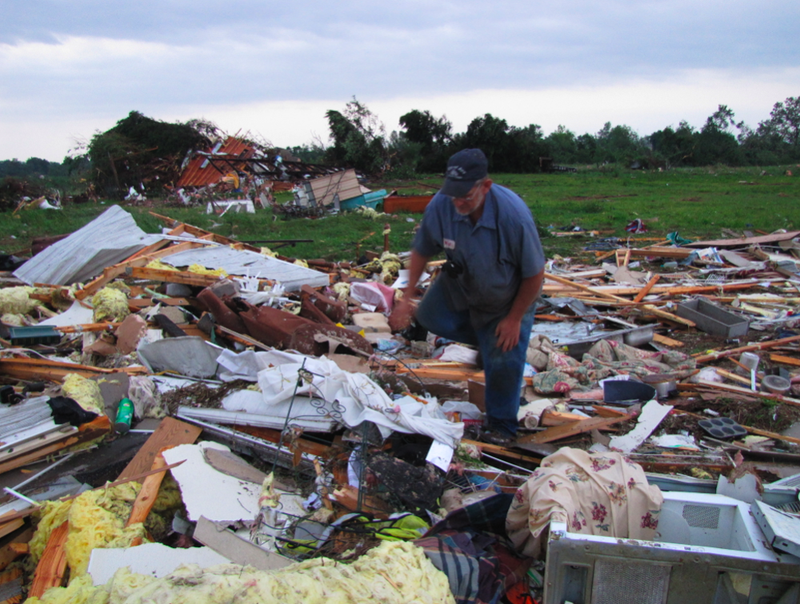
xmin=0 ymin=215 xmax=799 ymax=600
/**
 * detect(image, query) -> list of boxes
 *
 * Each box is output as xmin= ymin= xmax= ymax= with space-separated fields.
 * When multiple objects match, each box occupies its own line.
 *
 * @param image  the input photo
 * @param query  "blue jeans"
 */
xmin=416 ymin=278 xmax=535 ymax=436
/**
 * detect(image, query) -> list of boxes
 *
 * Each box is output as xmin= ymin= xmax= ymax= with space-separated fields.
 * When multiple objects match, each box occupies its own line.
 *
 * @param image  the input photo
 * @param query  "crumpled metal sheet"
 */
xmin=158 ymin=246 xmax=329 ymax=291
xmin=13 ymin=205 xmax=154 ymax=285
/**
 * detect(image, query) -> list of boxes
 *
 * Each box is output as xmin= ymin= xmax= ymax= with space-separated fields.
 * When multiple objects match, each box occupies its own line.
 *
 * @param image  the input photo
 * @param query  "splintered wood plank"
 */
xmin=126 ymin=266 xmax=223 ymax=288
xmin=693 ymin=334 xmax=800 ymax=363
xmin=0 ymin=528 xmax=33 ymax=570
xmin=517 ymin=414 xmax=632 ymax=444
xmin=460 ymin=439 xmax=543 ymax=464
xmin=126 ymin=453 xmax=168 ymax=528
xmin=770 ymin=354 xmax=800 ymax=367
xmin=591 ymin=405 xmax=632 ymax=418
xmin=544 ymin=272 xmax=695 ymax=327
xmin=28 ymin=521 xmax=69 ymax=599
xmin=0 ymin=358 xmax=148 ymax=382
xmin=0 ymin=539 xmax=30 ymax=573
xmin=633 ymin=274 xmax=661 ymax=303
xmin=0 ymin=521 xmax=24 ymax=544
xmin=687 ymin=380 xmax=800 ymax=409
xmin=652 ymin=334 xmax=684 ymax=347
xmin=127 ymin=297 xmax=190 ymax=309
xmin=540 ymin=409 xmax=591 ymax=426
xmin=75 ymin=239 xmax=212 ymax=300
xmin=117 ymin=417 xmax=201 ymax=481
xmin=125 ymin=452 xmax=170 ymax=547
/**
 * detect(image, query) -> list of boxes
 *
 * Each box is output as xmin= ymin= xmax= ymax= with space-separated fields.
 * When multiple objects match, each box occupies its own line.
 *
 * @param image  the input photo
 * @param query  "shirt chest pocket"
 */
xmin=462 ymin=236 xmax=517 ymax=309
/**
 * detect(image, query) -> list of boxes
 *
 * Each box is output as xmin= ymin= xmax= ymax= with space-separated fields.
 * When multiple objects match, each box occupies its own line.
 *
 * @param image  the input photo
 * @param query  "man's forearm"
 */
xmin=402 ymin=250 xmax=431 ymax=298
xmin=507 ymin=269 xmax=544 ymax=322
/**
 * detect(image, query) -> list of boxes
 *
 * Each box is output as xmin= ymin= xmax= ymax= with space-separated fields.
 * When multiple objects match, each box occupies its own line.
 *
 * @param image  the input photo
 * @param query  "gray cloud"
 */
xmin=1 ymin=0 xmax=798 ymax=159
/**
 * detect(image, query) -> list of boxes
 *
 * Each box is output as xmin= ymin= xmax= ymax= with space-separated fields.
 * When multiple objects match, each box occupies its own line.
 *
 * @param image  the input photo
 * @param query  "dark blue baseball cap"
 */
xmin=440 ymin=148 xmax=488 ymax=198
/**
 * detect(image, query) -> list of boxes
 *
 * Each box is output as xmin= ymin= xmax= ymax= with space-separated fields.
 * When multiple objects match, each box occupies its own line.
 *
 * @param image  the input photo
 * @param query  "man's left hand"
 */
xmin=495 ymin=315 xmax=522 ymax=352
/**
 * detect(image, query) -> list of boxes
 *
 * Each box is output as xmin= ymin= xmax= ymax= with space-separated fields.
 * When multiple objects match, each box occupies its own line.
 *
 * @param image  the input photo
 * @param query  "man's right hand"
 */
xmin=388 ymin=296 xmax=414 ymax=332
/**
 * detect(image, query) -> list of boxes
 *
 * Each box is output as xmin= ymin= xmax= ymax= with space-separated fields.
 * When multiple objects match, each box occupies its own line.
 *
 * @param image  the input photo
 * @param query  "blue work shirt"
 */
xmin=413 ymin=184 xmax=545 ymax=328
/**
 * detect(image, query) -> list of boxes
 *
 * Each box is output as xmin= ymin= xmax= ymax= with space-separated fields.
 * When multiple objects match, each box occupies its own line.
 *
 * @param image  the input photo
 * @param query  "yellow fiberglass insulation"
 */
xmin=31 ymin=541 xmax=455 ymax=604
xmin=24 ymin=574 xmax=110 ymax=604
xmin=91 ymin=287 xmax=130 ymax=323
xmin=1 ymin=313 xmax=25 ymax=326
xmin=145 ymin=259 xmax=177 ymax=272
xmin=0 ymin=286 xmax=42 ymax=315
xmin=146 ymin=541 xmax=451 ymax=604
xmin=379 ymin=252 xmax=402 ymax=284
xmin=332 ymin=282 xmax=350 ymax=301
xmin=188 ymin=264 xmax=227 ymax=277
xmin=30 ymin=483 xmax=147 ymax=581
xmin=61 ymin=373 xmax=105 ymax=415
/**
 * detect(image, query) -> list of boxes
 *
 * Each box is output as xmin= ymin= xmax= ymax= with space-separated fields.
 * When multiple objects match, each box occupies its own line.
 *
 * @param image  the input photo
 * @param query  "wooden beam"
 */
xmin=541 ymin=280 xmax=772 ymax=298
xmin=544 ymin=272 xmax=695 ymax=327
xmin=75 ymin=239 xmax=216 ymax=300
xmin=517 ymin=414 xmax=632 ymax=444
xmin=125 ymin=452 xmax=170 ymax=547
xmin=770 ymin=354 xmax=800 ymax=367
xmin=625 ymin=247 xmax=693 ymax=259
xmin=682 ymin=380 xmax=800 ymax=409
xmin=540 ymin=409 xmax=591 ymax=426
xmin=0 ymin=358 xmax=148 ymax=382
xmin=393 ymin=365 xmax=536 ymax=387
xmin=117 ymin=417 xmax=202 ymax=481
xmin=633 ymin=274 xmax=661 ymax=303
xmin=28 ymin=521 xmax=69 ymax=598
xmin=126 ymin=266 xmax=223 ymax=288
xmin=652 ymin=333 xmax=685 ymax=347
xmin=693 ymin=334 xmax=800 ymax=363
xmin=460 ymin=439 xmax=543 ymax=464
xmin=126 ymin=453 xmax=168 ymax=528
xmin=147 ymin=213 xmax=262 ymax=252
xmin=0 ymin=538 xmax=30 ymax=573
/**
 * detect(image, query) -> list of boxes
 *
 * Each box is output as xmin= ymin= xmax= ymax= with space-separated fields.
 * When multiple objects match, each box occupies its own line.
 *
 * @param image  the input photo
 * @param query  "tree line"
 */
xmin=2 ymin=95 xmax=798 ymax=203
xmin=301 ymin=96 xmax=800 ymax=175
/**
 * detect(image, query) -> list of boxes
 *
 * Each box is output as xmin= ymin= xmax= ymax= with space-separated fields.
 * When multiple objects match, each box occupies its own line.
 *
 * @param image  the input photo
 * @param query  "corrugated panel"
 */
xmin=176 ymin=137 xmax=257 ymax=188
xmin=308 ymin=169 xmax=361 ymax=206
xmin=158 ymin=247 xmax=330 ymax=291
xmin=13 ymin=205 xmax=154 ymax=285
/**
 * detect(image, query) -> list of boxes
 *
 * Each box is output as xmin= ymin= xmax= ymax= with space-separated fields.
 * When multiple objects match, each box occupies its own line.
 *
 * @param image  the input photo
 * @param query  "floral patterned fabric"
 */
xmin=505 ymin=447 xmax=663 ymax=558
xmin=526 ymin=336 xmax=696 ymax=395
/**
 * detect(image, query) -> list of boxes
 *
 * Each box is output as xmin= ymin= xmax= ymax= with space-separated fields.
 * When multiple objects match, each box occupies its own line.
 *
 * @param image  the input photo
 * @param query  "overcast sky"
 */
xmin=1 ymin=0 xmax=798 ymax=162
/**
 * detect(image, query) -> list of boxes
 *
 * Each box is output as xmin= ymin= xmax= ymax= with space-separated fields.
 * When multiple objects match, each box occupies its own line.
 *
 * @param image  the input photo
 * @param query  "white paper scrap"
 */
xmin=426 ymin=440 xmax=455 ymax=472
xmin=609 ymin=399 xmax=672 ymax=453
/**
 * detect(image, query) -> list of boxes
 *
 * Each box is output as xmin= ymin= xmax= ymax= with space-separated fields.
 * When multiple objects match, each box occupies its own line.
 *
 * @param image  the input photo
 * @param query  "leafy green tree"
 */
xmin=694 ymin=105 xmax=743 ymax=165
xmin=574 ymin=134 xmax=597 ymax=164
xmin=544 ymin=126 xmax=578 ymax=164
xmin=507 ymin=124 xmax=547 ymax=172
xmin=288 ymin=144 xmax=326 ymax=164
xmin=86 ymin=111 xmax=213 ymax=197
xmin=704 ymin=104 xmax=738 ymax=133
xmin=650 ymin=121 xmax=696 ymax=167
xmin=758 ymin=96 xmax=800 ymax=156
xmin=462 ymin=114 xmax=513 ymax=170
xmin=324 ymin=98 xmax=388 ymax=174
xmin=398 ymin=109 xmax=453 ymax=172
xmin=595 ymin=122 xmax=646 ymax=166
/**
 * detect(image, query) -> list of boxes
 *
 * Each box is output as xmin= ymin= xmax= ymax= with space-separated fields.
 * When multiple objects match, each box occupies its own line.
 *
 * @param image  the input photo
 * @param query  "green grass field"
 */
xmin=2 ymin=165 xmax=798 ymax=264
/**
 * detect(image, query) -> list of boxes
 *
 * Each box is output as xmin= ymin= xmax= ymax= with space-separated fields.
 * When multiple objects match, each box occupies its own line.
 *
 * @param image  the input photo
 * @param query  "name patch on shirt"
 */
xmin=443 ymin=238 xmax=456 ymax=250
